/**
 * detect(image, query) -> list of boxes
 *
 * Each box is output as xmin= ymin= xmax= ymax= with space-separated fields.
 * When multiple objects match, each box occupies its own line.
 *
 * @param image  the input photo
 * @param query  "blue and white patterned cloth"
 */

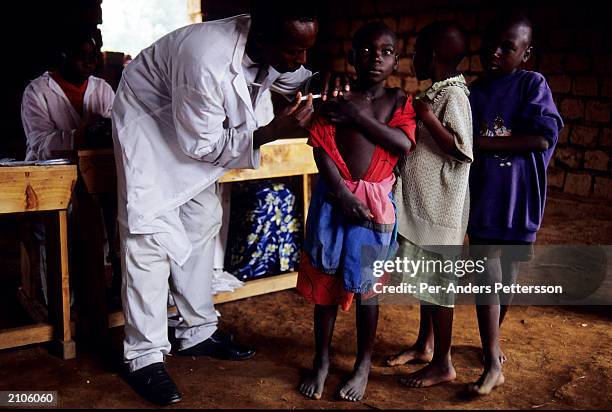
xmin=227 ymin=182 xmax=301 ymax=280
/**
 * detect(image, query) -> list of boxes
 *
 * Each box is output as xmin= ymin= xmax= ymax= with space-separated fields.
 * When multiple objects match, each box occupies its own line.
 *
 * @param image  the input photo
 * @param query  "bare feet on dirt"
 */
xmin=400 ymin=361 xmax=456 ymax=388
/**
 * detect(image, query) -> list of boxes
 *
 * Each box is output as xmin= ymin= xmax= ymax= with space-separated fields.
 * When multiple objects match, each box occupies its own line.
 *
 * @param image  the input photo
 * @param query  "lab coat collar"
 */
xmin=230 ymin=15 xmax=256 ymax=121
xmin=230 ymin=14 xmax=251 ymax=74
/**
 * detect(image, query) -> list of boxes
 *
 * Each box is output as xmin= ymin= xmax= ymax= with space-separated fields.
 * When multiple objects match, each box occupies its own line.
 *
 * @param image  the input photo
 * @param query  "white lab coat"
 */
xmin=113 ymin=15 xmax=311 ymax=368
xmin=21 ymin=72 xmax=115 ymax=160
xmin=112 ymin=14 xmax=310 ymax=263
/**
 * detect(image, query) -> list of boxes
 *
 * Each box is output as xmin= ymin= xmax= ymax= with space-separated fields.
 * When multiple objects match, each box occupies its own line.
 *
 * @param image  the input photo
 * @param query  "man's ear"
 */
xmin=348 ymin=49 xmax=355 ymax=67
xmin=249 ymin=26 xmax=267 ymax=49
xmin=523 ymin=46 xmax=533 ymax=62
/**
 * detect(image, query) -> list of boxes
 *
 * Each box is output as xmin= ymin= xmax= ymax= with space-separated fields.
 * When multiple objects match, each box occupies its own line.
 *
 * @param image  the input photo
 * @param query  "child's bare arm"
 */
xmin=313 ymin=148 xmax=373 ymax=221
xmin=414 ymin=99 xmax=468 ymax=161
xmin=320 ymin=94 xmax=413 ymax=156
xmin=353 ymin=113 xmax=413 ymax=156
xmin=475 ymin=134 xmax=550 ymax=152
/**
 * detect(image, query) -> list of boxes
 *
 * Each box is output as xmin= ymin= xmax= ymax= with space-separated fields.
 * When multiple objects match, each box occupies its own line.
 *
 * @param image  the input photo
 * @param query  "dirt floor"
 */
xmin=0 ymin=192 xmax=611 ymax=409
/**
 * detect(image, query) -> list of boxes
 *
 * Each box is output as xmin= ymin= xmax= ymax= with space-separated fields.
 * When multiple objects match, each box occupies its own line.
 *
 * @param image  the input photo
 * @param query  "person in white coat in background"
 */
xmin=20 ymin=30 xmax=115 ymax=306
xmin=22 ymin=31 xmax=114 ymax=161
xmin=112 ymin=1 xmax=319 ymax=405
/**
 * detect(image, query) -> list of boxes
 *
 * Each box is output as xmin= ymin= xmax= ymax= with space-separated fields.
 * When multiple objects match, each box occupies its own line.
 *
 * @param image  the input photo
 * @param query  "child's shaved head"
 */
xmin=417 ymin=21 xmax=468 ymax=69
xmin=352 ymin=21 xmax=397 ymax=49
xmin=480 ymin=11 xmax=533 ymax=76
xmin=486 ymin=12 xmax=533 ymax=47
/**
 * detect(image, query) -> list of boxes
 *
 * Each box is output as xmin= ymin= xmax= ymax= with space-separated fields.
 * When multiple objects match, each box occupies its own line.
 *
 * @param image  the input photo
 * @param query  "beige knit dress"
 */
xmin=393 ymin=75 xmax=473 ymax=307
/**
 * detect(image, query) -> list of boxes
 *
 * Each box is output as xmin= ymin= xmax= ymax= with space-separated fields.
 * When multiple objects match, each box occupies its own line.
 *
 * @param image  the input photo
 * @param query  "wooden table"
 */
xmin=77 ymin=138 xmax=318 ymax=329
xmin=0 ymin=165 xmax=77 ymax=359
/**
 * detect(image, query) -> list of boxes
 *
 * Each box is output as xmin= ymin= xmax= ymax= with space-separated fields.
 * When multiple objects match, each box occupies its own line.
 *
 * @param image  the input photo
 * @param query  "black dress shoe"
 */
xmin=125 ymin=362 xmax=182 ymax=405
xmin=178 ymin=330 xmax=255 ymax=360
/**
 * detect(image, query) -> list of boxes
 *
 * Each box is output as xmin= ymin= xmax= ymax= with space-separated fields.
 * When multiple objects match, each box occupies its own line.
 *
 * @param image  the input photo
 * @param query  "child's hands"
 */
xmin=321 ymin=72 xmax=351 ymax=101
xmin=320 ymin=92 xmax=373 ymax=125
xmin=336 ymin=190 xmax=374 ymax=221
xmin=413 ymin=98 xmax=432 ymax=119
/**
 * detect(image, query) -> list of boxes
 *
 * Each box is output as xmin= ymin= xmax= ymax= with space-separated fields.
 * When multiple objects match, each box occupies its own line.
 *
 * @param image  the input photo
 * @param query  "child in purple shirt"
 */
xmin=467 ymin=13 xmax=563 ymax=395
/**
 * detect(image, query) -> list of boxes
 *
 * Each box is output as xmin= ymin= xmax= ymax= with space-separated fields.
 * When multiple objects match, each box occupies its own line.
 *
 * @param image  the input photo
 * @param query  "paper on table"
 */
xmin=0 ymin=158 xmax=71 ymax=166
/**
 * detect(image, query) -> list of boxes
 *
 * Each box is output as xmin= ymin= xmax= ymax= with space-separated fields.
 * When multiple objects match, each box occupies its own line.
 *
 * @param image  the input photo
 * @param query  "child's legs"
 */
xmin=337 ymin=295 xmax=378 ymax=401
xmin=430 ymin=304 xmax=454 ymax=362
xmin=416 ymin=303 xmax=435 ymax=349
xmin=299 ymin=304 xmax=338 ymax=399
xmin=400 ymin=303 xmax=456 ymax=388
xmin=499 ymin=257 xmax=520 ymax=326
xmin=313 ymin=304 xmax=339 ymax=367
xmin=475 ymin=254 xmax=503 ymax=364
xmin=469 ymin=254 xmax=506 ymax=393
xmin=355 ymin=295 xmax=379 ymax=368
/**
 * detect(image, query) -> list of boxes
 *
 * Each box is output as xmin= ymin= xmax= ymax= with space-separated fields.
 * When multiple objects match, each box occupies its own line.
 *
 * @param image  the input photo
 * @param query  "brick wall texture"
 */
xmin=203 ymin=0 xmax=611 ymax=199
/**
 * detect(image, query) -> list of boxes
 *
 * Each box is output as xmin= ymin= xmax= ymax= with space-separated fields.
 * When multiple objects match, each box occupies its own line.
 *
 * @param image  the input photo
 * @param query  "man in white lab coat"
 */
xmin=20 ymin=31 xmax=115 ymax=309
xmin=112 ymin=3 xmax=318 ymax=405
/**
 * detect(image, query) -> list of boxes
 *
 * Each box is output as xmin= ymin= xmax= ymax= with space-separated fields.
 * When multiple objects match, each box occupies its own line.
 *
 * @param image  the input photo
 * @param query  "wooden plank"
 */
xmin=0 ymin=324 xmax=54 ymax=350
xmin=302 ymin=174 xmax=310 ymax=230
xmin=58 ymin=211 xmax=72 ymax=343
xmin=213 ymin=272 xmax=298 ymax=303
xmin=219 ymin=139 xmax=318 ymax=182
xmin=108 ymin=272 xmax=298 ymax=328
xmin=0 ymin=166 xmax=76 ymax=213
xmin=45 ymin=210 xmax=75 ymax=357
xmin=108 ymin=310 xmax=125 ymax=329
xmin=77 ymin=149 xmax=116 ymax=194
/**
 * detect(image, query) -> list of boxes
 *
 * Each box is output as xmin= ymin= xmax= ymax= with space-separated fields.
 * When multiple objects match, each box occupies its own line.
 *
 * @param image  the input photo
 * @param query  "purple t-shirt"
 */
xmin=468 ymin=70 xmax=563 ymax=242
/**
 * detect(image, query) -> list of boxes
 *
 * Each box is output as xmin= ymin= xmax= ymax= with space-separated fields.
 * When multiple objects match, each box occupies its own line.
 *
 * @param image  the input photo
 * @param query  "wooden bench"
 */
xmin=0 ymin=165 xmax=77 ymax=359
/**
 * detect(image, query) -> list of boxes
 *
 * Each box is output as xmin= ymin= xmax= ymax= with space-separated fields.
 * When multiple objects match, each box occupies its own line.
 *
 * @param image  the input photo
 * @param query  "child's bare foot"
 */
xmin=386 ymin=345 xmax=433 ymax=366
xmin=467 ymin=367 xmax=505 ymax=395
xmin=338 ymin=365 xmax=370 ymax=402
xmin=299 ymin=363 xmax=329 ymax=400
xmin=400 ymin=361 xmax=456 ymax=388
xmin=481 ymin=348 xmax=507 ymax=365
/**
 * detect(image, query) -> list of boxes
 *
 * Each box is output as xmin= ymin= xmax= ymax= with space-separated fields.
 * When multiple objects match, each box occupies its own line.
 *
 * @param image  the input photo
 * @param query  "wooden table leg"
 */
xmin=46 ymin=210 xmax=76 ymax=360
xmin=302 ymin=173 xmax=311 ymax=231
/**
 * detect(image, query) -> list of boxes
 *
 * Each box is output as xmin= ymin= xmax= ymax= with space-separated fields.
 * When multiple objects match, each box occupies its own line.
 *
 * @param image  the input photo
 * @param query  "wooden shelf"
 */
xmin=219 ymin=138 xmax=317 ymax=182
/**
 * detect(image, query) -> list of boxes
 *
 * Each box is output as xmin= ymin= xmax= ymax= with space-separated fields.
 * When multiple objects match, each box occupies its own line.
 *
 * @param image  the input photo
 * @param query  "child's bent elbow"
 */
xmin=400 ymin=141 xmax=413 ymax=156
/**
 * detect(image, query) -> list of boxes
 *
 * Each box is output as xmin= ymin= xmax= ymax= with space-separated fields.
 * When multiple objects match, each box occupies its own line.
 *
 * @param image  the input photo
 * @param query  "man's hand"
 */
xmin=336 ymin=190 xmax=373 ymax=221
xmin=253 ymin=92 xmax=314 ymax=148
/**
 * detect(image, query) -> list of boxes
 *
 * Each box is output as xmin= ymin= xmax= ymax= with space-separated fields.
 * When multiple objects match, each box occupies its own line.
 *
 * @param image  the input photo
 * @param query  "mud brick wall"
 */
xmin=203 ymin=0 xmax=612 ymax=201
xmin=5 ymin=1 xmax=609 ymax=200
